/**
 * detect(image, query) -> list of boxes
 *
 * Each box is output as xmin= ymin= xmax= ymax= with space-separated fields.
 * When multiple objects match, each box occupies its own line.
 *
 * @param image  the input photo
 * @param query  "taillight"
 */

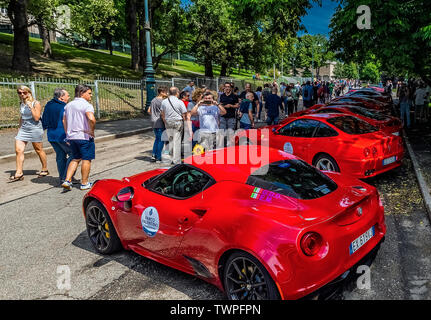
xmin=116 ymin=187 xmax=134 ymax=202
xmin=372 ymin=146 xmax=378 ymax=156
xmin=300 ymin=232 xmax=323 ymax=256
xmin=363 ymin=147 xmax=371 ymax=157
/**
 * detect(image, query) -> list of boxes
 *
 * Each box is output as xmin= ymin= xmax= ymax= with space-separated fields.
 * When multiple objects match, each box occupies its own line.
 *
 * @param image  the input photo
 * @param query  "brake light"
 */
xmin=116 ymin=187 xmax=134 ymax=202
xmin=363 ymin=147 xmax=371 ymax=157
xmin=372 ymin=146 xmax=378 ymax=156
xmin=300 ymin=232 xmax=323 ymax=256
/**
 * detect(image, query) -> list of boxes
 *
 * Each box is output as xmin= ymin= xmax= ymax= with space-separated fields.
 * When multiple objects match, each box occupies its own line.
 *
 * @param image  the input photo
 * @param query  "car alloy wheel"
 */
xmin=224 ymin=254 xmax=278 ymax=300
xmin=85 ymin=200 xmax=122 ymax=254
xmin=316 ymin=158 xmax=337 ymax=172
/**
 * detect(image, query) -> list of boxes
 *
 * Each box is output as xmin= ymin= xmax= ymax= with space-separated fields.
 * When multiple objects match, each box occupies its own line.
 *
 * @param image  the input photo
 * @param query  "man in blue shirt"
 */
xmin=265 ymin=87 xmax=283 ymax=125
xmin=302 ymin=81 xmax=314 ymax=108
xmin=42 ymin=88 xmax=71 ymax=183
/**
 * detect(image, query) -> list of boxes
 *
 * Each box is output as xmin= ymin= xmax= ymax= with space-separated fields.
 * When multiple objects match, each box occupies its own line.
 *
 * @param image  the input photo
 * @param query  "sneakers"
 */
xmin=80 ymin=182 xmax=93 ymax=190
xmin=61 ymin=180 xmax=72 ymax=191
xmin=62 ymin=180 xmax=92 ymax=191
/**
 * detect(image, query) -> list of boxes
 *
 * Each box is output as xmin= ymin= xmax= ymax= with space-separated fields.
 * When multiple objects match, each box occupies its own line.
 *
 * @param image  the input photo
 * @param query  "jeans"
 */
xmin=152 ymin=128 xmax=165 ymax=160
xmin=266 ymin=116 xmax=279 ymax=125
xmin=50 ymin=141 xmax=73 ymax=181
xmin=220 ymin=117 xmax=236 ymax=130
xmin=400 ymin=102 xmax=410 ymax=128
xmin=240 ymin=121 xmax=252 ymax=130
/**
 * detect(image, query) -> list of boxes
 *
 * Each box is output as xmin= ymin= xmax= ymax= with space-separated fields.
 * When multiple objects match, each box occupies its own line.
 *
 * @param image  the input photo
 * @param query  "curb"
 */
xmin=403 ymin=129 xmax=431 ymax=221
xmin=0 ymin=127 xmax=152 ymax=164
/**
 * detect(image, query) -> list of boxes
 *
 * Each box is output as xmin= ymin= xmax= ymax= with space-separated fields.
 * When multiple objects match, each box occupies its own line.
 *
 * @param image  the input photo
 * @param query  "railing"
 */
xmin=0 ymin=75 xmax=309 ymax=127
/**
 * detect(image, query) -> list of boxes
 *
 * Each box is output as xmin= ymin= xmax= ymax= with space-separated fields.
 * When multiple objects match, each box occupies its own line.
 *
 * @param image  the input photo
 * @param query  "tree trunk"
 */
xmin=8 ymin=0 xmax=31 ymax=72
xmin=204 ymin=56 xmax=214 ymax=78
xmin=126 ymin=0 xmax=139 ymax=71
xmin=37 ymin=21 xmax=52 ymax=58
xmin=105 ymin=33 xmax=113 ymax=55
xmin=220 ymin=62 xmax=228 ymax=77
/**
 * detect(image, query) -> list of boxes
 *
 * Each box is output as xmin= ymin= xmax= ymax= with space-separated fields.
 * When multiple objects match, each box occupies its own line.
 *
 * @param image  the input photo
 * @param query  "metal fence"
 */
xmin=0 ymin=75 xmax=308 ymax=127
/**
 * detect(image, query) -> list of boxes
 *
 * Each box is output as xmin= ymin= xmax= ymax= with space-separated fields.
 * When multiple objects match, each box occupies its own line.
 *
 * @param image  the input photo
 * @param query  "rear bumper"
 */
xmin=341 ymin=150 xmax=404 ymax=179
xmin=300 ymin=237 xmax=384 ymax=300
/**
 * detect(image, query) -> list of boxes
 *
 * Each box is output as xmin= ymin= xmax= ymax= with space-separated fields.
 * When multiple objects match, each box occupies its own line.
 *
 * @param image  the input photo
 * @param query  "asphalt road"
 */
xmin=0 ymin=131 xmax=430 ymax=300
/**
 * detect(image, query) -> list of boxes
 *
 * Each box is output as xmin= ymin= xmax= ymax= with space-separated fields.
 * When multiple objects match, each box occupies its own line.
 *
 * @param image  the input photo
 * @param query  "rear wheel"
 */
xmin=313 ymin=154 xmax=340 ymax=172
xmin=85 ymin=200 xmax=122 ymax=254
xmin=223 ymin=251 xmax=280 ymax=300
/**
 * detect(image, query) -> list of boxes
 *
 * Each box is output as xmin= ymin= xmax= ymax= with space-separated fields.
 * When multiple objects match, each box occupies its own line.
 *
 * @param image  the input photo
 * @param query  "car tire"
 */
xmin=313 ymin=153 xmax=340 ymax=173
xmin=223 ymin=251 xmax=280 ymax=300
xmin=85 ymin=200 xmax=122 ymax=254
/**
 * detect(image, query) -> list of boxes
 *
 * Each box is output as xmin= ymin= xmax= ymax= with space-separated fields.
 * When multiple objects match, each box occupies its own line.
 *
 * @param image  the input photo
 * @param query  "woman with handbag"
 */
xmin=9 ymin=86 xmax=48 ymax=182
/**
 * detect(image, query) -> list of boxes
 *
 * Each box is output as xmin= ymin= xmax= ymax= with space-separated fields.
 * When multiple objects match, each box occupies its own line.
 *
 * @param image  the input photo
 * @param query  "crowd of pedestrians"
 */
xmin=396 ymin=79 xmax=431 ymax=129
xmin=8 ymin=77 xmax=429 ymax=188
xmin=9 ymin=84 xmax=96 ymax=191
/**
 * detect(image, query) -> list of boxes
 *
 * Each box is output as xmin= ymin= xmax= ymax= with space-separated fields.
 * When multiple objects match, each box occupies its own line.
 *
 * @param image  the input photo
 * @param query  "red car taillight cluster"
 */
xmin=300 ymin=232 xmax=323 ymax=256
xmin=363 ymin=146 xmax=378 ymax=158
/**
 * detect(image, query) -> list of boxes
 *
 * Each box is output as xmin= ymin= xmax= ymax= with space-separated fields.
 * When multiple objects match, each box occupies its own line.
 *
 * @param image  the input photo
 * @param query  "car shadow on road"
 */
xmin=71 ymin=230 xmax=225 ymax=300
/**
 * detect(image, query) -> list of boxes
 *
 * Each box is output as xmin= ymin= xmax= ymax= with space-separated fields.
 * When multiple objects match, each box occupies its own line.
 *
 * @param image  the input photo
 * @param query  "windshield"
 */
xmin=327 ymin=116 xmax=378 ymax=134
xmin=247 ymin=160 xmax=337 ymax=200
xmin=348 ymin=107 xmax=389 ymax=121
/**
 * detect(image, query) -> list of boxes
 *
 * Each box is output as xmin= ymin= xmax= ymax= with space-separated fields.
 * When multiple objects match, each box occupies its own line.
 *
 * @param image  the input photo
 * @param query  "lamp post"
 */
xmin=143 ymin=0 xmax=156 ymax=113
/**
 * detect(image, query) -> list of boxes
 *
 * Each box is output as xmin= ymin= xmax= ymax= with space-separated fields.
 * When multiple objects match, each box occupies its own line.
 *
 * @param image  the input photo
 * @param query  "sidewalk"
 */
xmin=404 ymin=121 xmax=431 ymax=219
xmin=0 ymin=116 xmax=152 ymax=161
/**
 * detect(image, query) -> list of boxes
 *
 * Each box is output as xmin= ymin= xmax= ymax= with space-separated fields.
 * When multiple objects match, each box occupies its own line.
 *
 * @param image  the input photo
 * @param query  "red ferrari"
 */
xmin=286 ymin=105 xmax=402 ymax=136
xmin=330 ymin=96 xmax=390 ymax=113
xmin=236 ymin=114 xmax=404 ymax=179
xmin=345 ymin=89 xmax=393 ymax=105
xmin=82 ymin=145 xmax=386 ymax=300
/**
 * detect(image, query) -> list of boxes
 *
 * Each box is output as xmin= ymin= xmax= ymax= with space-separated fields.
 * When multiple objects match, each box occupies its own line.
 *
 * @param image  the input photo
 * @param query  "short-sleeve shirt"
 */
xmin=239 ymin=91 xmax=259 ymax=113
xmin=239 ymin=101 xmax=253 ymax=124
xmin=219 ymin=92 xmax=239 ymax=118
xmin=161 ymin=96 xmax=187 ymax=121
xmin=198 ymin=105 xmax=220 ymax=133
xmin=64 ymin=98 xmax=94 ymax=140
xmin=150 ymin=97 xmax=165 ymax=129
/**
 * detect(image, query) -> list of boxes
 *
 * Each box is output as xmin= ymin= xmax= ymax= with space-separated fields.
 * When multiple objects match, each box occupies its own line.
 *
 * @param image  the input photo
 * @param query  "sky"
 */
xmin=299 ymin=0 xmax=339 ymax=37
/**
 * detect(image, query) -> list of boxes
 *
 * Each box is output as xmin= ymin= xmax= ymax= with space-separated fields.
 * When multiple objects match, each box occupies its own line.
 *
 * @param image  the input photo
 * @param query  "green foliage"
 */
xmin=329 ymin=0 xmax=431 ymax=83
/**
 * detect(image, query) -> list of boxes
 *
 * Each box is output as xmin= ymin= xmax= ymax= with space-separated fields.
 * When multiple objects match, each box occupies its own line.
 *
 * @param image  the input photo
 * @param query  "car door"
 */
xmin=270 ymin=119 xmax=320 ymax=162
xmin=119 ymin=164 xmax=214 ymax=259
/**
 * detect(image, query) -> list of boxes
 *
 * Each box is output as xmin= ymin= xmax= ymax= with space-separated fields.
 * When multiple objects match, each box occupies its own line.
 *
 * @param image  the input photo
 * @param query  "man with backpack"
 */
xmin=302 ymin=81 xmax=314 ymax=108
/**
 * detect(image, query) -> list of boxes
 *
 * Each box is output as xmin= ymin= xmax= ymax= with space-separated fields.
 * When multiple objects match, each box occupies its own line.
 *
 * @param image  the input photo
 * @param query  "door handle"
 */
xmin=190 ymin=208 xmax=207 ymax=216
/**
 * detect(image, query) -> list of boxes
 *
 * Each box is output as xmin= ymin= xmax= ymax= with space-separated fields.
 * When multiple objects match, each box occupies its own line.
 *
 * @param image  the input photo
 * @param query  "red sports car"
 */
xmin=345 ymin=89 xmax=393 ymax=105
xmin=236 ymin=114 xmax=404 ymax=179
xmin=330 ymin=96 xmax=390 ymax=113
xmin=286 ymin=105 xmax=402 ymax=136
xmin=82 ymin=145 xmax=386 ymax=300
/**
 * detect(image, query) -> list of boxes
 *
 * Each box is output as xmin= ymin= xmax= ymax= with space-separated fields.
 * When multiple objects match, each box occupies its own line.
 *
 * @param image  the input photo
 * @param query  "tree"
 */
xmin=2 ymin=0 xmax=32 ymax=71
xmin=329 ymin=0 xmax=431 ymax=85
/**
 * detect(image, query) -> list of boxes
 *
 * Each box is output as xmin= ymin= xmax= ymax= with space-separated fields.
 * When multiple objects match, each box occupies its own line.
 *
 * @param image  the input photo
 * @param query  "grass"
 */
xmin=0 ymin=33 xmax=259 ymax=82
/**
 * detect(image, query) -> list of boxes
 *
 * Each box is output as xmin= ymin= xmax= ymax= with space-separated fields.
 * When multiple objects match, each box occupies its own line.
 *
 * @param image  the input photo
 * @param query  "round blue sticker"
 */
xmin=283 ymin=142 xmax=294 ymax=154
xmin=141 ymin=206 xmax=159 ymax=237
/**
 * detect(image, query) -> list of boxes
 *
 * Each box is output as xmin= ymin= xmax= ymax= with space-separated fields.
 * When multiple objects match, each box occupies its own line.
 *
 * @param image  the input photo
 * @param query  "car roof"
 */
xmin=185 ymin=145 xmax=298 ymax=183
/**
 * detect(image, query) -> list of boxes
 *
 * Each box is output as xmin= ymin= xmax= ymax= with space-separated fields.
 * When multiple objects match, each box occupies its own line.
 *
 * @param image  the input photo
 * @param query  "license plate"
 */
xmin=349 ymin=226 xmax=375 ymax=255
xmin=383 ymin=156 xmax=396 ymax=166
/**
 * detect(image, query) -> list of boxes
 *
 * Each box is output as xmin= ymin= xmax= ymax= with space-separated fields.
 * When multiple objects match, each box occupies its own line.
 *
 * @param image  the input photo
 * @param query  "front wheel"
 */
xmin=223 ymin=251 xmax=280 ymax=300
xmin=85 ymin=200 xmax=122 ymax=254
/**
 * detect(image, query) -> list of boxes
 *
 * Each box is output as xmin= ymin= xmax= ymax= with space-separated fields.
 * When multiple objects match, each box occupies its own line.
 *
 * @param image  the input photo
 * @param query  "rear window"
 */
xmin=349 ymin=107 xmax=388 ymax=121
xmin=247 ymin=160 xmax=337 ymax=200
xmin=327 ymin=116 xmax=378 ymax=134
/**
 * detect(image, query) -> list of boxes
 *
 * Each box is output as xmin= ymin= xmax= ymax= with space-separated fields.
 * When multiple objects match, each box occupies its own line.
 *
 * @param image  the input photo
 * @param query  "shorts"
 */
xmin=69 ymin=138 xmax=95 ymax=161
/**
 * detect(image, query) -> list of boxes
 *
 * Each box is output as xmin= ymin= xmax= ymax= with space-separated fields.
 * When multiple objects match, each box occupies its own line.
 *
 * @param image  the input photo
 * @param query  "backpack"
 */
xmin=303 ymin=87 xmax=309 ymax=98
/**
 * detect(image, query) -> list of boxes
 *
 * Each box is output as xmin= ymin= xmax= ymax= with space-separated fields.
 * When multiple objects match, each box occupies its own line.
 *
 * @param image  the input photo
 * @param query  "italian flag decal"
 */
xmin=250 ymin=187 xmax=262 ymax=199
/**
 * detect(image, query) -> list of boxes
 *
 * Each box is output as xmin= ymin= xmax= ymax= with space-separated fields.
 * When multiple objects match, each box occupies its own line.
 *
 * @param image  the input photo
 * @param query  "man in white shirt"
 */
xmin=62 ymin=84 xmax=96 ymax=191
xmin=161 ymin=87 xmax=187 ymax=164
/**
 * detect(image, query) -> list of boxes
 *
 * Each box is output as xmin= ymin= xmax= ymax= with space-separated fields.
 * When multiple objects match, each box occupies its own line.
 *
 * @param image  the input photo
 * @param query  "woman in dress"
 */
xmin=9 ymin=86 xmax=48 ymax=182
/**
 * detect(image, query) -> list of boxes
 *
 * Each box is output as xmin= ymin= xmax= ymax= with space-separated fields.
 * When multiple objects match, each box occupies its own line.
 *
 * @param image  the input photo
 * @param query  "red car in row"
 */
xmin=287 ymin=105 xmax=402 ymax=136
xmin=83 ymin=146 xmax=386 ymax=300
xmin=236 ymin=113 xmax=404 ymax=179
